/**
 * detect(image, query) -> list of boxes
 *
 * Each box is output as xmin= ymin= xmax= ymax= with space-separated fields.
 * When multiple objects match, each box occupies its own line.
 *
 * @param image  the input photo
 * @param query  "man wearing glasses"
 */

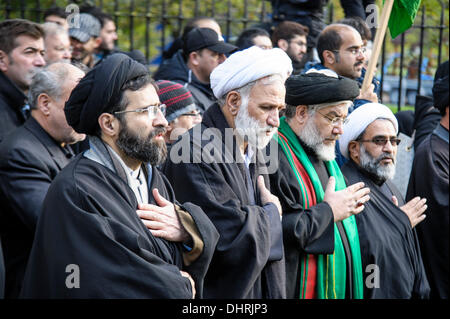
xmin=339 ymin=102 xmax=429 ymax=299
xmin=20 ymin=53 xmax=219 ymax=298
xmin=266 ymin=71 xmax=371 ymax=299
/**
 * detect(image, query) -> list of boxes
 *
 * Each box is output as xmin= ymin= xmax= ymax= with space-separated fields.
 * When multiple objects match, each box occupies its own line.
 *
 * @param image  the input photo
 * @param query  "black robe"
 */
xmin=266 ymin=138 xmax=355 ymax=299
xmin=163 ymin=103 xmax=285 ymax=299
xmin=20 ymin=154 xmax=219 ymax=298
xmin=407 ymin=124 xmax=449 ymax=299
xmin=342 ymin=160 xmax=430 ymax=299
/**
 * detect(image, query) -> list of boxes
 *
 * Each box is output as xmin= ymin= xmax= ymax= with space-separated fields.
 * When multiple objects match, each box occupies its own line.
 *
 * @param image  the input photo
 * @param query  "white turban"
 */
xmin=339 ymin=103 xmax=398 ymax=159
xmin=210 ymin=46 xmax=293 ymax=99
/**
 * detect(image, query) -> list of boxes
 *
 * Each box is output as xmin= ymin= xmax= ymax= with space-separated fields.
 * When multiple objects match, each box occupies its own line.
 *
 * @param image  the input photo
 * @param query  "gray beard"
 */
xmin=234 ymin=97 xmax=276 ymax=150
xmin=359 ymin=144 xmax=396 ymax=181
xmin=298 ymin=119 xmax=336 ymax=162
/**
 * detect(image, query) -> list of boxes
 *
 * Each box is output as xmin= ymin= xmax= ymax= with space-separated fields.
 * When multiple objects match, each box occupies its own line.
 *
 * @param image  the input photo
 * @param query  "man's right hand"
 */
xmin=323 ymin=176 xmax=370 ymax=222
xmin=257 ymin=175 xmax=282 ymax=216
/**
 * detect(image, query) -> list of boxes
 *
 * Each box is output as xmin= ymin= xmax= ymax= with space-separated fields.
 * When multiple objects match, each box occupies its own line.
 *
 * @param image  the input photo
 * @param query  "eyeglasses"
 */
xmin=114 ymin=104 xmax=166 ymax=121
xmin=317 ymin=110 xmax=349 ymax=126
xmin=333 ymin=47 xmax=367 ymax=56
xmin=358 ymin=137 xmax=402 ymax=146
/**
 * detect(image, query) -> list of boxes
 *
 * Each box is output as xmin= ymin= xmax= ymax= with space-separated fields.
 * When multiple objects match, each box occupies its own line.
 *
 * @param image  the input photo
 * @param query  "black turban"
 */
xmin=285 ymin=72 xmax=360 ymax=106
xmin=432 ymin=61 xmax=449 ymax=114
xmin=65 ymin=53 xmax=149 ymax=135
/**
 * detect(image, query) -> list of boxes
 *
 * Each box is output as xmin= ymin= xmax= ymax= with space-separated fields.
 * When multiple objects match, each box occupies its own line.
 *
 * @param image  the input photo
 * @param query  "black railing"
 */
xmin=1 ymin=0 xmax=448 ymax=110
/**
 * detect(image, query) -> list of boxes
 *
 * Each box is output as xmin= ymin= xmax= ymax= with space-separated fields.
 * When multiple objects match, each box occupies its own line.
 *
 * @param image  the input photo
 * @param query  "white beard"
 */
xmin=359 ymin=144 xmax=396 ymax=181
xmin=234 ymin=99 xmax=276 ymax=150
xmin=298 ymin=118 xmax=336 ymax=162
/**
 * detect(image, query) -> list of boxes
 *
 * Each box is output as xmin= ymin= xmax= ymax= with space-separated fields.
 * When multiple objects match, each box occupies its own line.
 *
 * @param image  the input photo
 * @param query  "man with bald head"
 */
xmin=0 ymin=62 xmax=85 ymax=298
xmin=308 ymin=23 xmax=378 ymax=106
xmin=42 ymin=22 xmax=72 ymax=64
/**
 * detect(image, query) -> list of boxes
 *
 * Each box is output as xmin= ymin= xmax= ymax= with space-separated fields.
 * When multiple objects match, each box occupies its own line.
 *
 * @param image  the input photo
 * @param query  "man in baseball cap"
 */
xmin=154 ymin=28 xmax=238 ymax=114
xmin=69 ymin=13 xmax=101 ymax=68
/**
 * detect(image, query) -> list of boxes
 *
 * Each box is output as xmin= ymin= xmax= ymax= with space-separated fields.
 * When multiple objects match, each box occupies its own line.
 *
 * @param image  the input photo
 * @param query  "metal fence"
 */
xmin=1 ymin=0 xmax=449 ymax=110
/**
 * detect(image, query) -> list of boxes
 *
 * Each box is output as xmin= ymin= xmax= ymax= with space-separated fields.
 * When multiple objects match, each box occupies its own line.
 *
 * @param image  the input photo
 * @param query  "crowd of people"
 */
xmin=0 ymin=3 xmax=448 ymax=300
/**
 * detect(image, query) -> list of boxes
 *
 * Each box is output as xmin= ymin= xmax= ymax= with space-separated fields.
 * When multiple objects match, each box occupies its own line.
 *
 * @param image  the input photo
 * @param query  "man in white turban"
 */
xmin=163 ymin=46 xmax=292 ymax=298
xmin=339 ymin=102 xmax=430 ymax=299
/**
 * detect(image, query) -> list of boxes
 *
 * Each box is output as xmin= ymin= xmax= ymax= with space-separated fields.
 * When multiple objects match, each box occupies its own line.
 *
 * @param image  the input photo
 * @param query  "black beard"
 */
xmin=116 ymin=124 xmax=167 ymax=166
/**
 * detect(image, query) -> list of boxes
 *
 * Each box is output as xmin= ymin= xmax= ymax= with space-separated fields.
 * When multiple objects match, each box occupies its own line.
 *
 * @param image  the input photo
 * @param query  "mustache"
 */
xmin=149 ymin=126 xmax=166 ymax=138
xmin=376 ymin=153 xmax=395 ymax=164
xmin=354 ymin=61 xmax=363 ymax=67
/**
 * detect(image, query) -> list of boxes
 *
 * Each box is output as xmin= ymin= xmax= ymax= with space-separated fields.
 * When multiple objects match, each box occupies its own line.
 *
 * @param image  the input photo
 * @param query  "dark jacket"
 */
xmin=0 ymin=71 xmax=28 ymax=144
xmin=163 ymin=103 xmax=285 ymax=298
xmin=0 ymin=117 xmax=75 ymax=298
xmin=153 ymin=50 xmax=216 ymax=113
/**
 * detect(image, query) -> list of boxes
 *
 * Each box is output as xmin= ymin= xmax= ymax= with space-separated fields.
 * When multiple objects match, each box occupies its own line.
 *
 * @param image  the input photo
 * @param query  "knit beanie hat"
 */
xmin=155 ymin=80 xmax=197 ymax=122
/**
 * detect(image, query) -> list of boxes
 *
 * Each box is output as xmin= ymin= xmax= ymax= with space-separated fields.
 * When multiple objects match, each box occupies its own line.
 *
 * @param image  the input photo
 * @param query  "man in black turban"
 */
xmin=20 ymin=53 xmax=219 ymax=298
xmin=407 ymin=61 xmax=449 ymax=299
xmin=264 ymin=71 xmax=371 ymax=298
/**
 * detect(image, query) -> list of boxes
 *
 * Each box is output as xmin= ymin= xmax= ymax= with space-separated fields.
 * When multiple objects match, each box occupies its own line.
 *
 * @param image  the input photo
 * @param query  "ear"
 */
xmin=93 ymin=36 xmax=102 ymax=49
xmin=0 ymin=50 xmax=9 ymax=72
xmin=348 ymin=140 xmax=360 ymax=163
xmin=98 ymin=113 xmax=119 ymax=138
xmin=323 ymin=50 xmax=337 ymax=66
xmin=37 ymin=93 xmax=51 ymax=116
xmin=225 ymin=91 xmax=241 ymax=117
xmin=295 ymin=105 xmax=308 ymax=124
xmin=189 ymin=51 xmax=200 ymax=66
xmin=277 ymin=39 xmax=288 ymax=51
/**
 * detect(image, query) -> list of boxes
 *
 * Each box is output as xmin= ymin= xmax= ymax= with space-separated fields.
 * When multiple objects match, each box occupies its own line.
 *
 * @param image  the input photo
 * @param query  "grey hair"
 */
xmin=28 ymin=62 xmax=70 ymax=110
xmin=217 ymin=73 xmax=285 ymax=106
xmin=285 ymin=100 xmax=353 ymax=120
xmin=42 ymin=21 xmax=67 ymax=39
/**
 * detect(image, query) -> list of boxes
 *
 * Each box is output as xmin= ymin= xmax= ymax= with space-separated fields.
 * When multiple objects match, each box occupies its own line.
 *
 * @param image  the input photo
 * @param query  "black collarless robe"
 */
xmin=20 ymin=154 xmax=218 ymax=298
xmin=342 ymin=160 xmax=430 ymax=299
xmin=163 ymin=103 xmax=285 ymax=298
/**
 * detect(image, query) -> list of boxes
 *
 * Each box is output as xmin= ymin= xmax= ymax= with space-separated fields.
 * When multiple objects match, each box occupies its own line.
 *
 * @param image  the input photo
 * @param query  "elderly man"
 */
xmin=0 ymin=19 xmax=46 ymax=143
xmin=0 ymin=62 xmax=85 ymax=298
xmin=339 ymin=102 xmax=430 ymax=299
xmin=266 ymin=71 xmax=371 ymax=299
xmin=154 ymin=28 xmax=237 ymax=113
xmin=163 ymin=46 xmax=292 ymax=298
xmin=20 ymin=54 xmax=218 ymax=298
xmin=42 ymin=22 xmax=72 ymax=64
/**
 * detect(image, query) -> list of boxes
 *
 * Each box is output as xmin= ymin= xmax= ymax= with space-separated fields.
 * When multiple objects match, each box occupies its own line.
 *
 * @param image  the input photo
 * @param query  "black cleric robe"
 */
xmin=407 ymin=124 xmax=449 ymax=299
xmin=342 ymin=160 xmax=430 ymax=299
xmin=266 ymin=138 xmax=355 ymax=299
xmin=19 ymin=152 xmax=219 ymax=298
xmin=163 ymin=103 xmax=285 ymax=299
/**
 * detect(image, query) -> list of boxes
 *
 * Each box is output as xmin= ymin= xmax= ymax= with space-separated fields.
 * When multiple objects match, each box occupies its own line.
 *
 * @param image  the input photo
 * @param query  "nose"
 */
xmin=153 ymin=108 xmax=168 ymax=128
xmin=382 ymin=139 xmax=395 ymax=153
xmin=267 ymin=109 xmax=280 ymax=128
xmin=332 ymin=122 xmax=344 ymax=135
xmin=63 ymin=48 xmax=72 ymax=60
xmin=35 ymin=53 xmax=46 ymax=67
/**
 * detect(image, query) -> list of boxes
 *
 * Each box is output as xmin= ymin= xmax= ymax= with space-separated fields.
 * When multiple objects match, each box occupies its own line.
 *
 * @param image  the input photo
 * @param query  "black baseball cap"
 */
xmin=183 ymin=28 xmax=238 ymax=55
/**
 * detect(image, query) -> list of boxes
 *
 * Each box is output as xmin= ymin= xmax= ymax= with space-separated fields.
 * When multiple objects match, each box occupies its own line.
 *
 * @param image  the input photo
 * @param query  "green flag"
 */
xmin=385 ymin=0 xmax=422 ymax=38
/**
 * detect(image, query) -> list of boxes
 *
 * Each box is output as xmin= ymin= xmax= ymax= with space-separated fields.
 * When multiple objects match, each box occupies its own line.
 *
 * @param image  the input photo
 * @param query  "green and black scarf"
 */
xmin=276 ymin=117 xmax=363 ymax=299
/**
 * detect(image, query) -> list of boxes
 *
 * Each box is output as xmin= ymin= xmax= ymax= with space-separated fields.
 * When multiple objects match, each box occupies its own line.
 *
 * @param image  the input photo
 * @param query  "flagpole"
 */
xmin=361 ymin=0 xmax=395 ymax=93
